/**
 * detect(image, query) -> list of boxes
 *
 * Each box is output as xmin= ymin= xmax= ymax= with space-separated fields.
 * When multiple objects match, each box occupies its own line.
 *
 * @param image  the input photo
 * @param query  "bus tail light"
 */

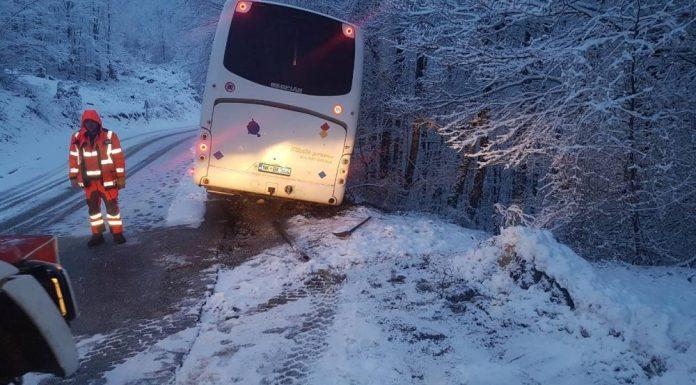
xmin=199 ymin=143 xmax=208 ymax=152
xmin=236 ymin=1 xmax=251 ymax=13
xmin=342 ymin=24 xmax=355 ymax=38
xmin=333 ymin=104 xmax=343 ymax=115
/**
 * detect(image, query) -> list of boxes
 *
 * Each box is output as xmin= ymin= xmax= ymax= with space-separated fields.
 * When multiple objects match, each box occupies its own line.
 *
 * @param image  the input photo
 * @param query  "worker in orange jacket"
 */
xmin=68 ymin=110 xmax=127 ymax=247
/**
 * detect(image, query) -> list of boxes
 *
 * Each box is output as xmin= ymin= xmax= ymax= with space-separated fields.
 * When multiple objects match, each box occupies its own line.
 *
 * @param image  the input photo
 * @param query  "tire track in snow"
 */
xmin=260 ymin=271 xmax=344 ymax=385
xmin=183 ymin=269 xmax=344 ymax=385
xmin=0 ymin=131 xmax=194 ymax=233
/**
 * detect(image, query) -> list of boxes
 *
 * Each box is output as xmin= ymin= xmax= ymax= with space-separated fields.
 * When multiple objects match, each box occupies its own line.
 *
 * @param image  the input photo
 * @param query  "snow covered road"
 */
xmin=0 ymin=126 xmax=199 ymax=234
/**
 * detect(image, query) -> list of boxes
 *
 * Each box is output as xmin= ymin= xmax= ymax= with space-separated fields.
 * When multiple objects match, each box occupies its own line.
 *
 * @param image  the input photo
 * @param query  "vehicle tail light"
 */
xmin=333 ymin=104 xmax=343 ymax=115
xmin=342 ymin=24 xmax=355 ymax=38
xmin=200 ymin=143 xmax=208 ymax=152
xmin=236 ymin=1 xmax=251 ymax=13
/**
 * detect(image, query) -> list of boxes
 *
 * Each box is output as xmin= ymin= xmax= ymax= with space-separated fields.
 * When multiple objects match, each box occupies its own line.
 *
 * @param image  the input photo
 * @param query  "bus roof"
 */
xmin=224 ymin=0 xmax=358 ymax=29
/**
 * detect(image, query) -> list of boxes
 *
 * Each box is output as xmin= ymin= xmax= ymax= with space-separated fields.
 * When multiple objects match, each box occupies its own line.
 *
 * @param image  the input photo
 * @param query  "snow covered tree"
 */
xmin=375 ymin=0 xmax=696 ymax=264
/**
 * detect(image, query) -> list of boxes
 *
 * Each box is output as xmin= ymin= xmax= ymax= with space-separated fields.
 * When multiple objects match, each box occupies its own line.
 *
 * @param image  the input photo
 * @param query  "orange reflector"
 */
xmin=342 ymin=24 xmax=355 ymax=38
xmin=333 ymin=104 xmax=343 ymax=115
xmin=236 ymin=1 xmax=251 ymax=13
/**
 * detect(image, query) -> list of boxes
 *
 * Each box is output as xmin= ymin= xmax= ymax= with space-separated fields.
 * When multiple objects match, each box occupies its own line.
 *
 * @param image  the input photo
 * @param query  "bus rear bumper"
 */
xmin=199 ymin=166 xmax=344 ymax=206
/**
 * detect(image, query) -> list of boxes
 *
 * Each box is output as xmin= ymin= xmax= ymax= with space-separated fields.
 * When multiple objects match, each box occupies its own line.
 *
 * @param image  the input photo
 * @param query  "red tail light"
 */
xmin=342 ymin=24 xmax=355 ymax=38
xmin=236 ymin=1 xmax=251 ymax=13
xmin=200 ymin=143 xmax=208 ymax=152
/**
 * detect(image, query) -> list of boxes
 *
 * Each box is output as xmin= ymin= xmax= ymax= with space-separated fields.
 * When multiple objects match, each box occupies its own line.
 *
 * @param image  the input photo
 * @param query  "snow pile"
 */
xmin=172 ymin=208 xmax=696 ymax=385
xmin=165 ymin=146 xmax=206 ymax=229
xmin=453 ymin=227 xmax=696 ymax=383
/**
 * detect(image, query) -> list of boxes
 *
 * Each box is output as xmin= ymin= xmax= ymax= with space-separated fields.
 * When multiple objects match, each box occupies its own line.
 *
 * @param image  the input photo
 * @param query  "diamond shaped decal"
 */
xmin=213 ymin=151 xmax=224 ymax=160
xmin=321 ymin=122 xmax=330 ymax=131
xmin=318 ymin=171 xmax=326 ymax=179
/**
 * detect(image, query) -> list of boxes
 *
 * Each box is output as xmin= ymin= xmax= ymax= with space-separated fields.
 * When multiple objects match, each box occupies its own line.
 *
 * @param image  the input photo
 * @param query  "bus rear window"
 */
xmin=224 ymin=2 xmax=355 ymax=96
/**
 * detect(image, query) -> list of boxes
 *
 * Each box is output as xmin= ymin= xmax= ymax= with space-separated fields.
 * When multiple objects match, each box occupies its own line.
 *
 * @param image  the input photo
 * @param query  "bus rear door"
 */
xmin=207 ymin=101 xmax=346 ymax=203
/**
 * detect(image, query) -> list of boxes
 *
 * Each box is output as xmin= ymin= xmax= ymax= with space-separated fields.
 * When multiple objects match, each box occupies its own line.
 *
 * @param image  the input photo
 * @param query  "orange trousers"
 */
xmin=84 ymin=180 xmax=123 ymax=235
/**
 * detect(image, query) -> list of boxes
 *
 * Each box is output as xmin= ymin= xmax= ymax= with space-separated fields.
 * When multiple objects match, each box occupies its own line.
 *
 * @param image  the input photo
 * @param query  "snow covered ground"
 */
xmin=92 ymin=207 xmax=695 ymax=385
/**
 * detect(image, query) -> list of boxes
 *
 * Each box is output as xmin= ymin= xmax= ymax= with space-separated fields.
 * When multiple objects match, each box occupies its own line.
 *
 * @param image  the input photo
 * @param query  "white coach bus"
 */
xmin=193 ymin=0 xmax=364 ymax=205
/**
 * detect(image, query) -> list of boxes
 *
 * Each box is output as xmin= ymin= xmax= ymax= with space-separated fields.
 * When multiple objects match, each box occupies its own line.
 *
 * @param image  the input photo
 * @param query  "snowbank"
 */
xmin=453 ymin=227 xmax=696 ymax=384
xmin=165 ymin=156 xmax=206 ymax=228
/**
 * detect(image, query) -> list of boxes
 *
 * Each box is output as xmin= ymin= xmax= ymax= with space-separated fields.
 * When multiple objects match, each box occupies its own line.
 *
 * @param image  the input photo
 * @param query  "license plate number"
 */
xmin=258 ymin=163 xmax=291 ymax=176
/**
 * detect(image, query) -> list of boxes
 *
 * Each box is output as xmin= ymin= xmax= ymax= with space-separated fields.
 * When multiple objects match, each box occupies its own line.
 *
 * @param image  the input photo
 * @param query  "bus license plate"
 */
xmin=258 ymin=163 xmax=291 ymax=176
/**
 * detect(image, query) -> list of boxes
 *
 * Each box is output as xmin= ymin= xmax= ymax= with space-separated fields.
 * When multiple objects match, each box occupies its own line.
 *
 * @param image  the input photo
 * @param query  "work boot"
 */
xmin=87 ymin=234 xmax=105 ymax=248
xmin=113 ymin=233 xmax=126 ymax=245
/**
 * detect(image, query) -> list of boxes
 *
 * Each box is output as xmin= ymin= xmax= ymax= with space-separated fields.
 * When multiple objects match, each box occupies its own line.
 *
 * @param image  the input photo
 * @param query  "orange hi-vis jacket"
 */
xmin=68 ymin=110 xmax=125 ymax=188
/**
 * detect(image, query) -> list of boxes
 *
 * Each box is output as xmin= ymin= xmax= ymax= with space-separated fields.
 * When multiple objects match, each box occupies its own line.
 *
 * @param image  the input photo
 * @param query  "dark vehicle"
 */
xmin=0 ymin=235 xmax=79 ymax=385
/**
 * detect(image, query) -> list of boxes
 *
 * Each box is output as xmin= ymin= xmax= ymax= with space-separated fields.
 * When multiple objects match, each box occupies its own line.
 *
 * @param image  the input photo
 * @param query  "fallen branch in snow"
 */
xmin=499 ymin=244 xmax=576 ymax=310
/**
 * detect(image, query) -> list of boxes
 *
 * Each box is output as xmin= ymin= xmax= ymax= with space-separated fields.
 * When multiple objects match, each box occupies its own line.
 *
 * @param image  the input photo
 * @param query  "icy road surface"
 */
xmin=0 ymin=126 xmax=202 ymax=235
xmin=59 ymin=207 xmax=694 ymax=385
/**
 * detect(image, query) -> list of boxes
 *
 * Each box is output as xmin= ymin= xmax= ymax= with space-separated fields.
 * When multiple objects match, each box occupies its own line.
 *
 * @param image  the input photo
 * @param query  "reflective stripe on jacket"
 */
xmin=68 ymin=110 xmax=126 ymax=188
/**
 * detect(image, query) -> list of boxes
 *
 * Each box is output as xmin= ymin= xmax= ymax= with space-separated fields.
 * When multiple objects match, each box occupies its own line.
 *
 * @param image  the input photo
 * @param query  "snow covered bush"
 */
xmin=54 ymin=81 xmax=82 ymax=122
xmin=451 ymin=226 xmax=696 ymax=383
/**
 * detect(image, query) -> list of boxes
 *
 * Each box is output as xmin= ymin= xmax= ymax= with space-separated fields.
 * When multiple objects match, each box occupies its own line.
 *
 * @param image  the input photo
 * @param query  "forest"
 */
xmin=1 ymin=0 xmax=694 ymax=265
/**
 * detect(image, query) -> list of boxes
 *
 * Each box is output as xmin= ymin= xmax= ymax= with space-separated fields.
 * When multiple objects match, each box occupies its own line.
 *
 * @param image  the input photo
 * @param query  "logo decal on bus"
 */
xmin=319 ymin=122 xmax=331 ymax=139
xmin=320 ymin=122 xmax=329 ymax=138
xmin=247 ymin=119 xmax=261 ymax=137
xmin=224 ymin=82 xmax=236 ymax=93
xmin=270 ymin=82 xmax=303 ymax=94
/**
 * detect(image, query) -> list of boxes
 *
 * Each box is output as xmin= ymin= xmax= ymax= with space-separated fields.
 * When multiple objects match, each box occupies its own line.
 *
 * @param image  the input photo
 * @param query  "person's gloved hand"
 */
xmin=117 ymin=177 xmax=126 ymax=189
xmin=70 ymin=179 xmax=80 ymax=189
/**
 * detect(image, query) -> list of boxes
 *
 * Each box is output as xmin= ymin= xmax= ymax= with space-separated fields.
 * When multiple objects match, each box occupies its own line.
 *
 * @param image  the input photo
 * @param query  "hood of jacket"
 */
xmin=81 ymin=109 xmax=103 ymax=130
xmin=77 ymin=109 xmax=105 ymax=144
